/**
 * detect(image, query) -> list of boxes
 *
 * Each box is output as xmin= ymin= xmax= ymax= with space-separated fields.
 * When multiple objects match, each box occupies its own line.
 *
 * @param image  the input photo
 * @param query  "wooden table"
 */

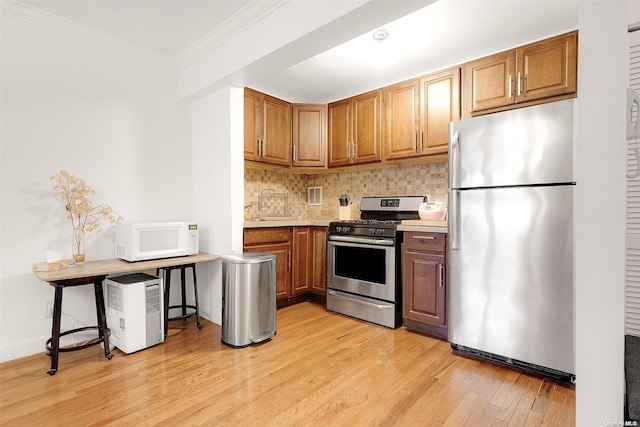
xmin=34 ymin=252 xmax=220 ymax=375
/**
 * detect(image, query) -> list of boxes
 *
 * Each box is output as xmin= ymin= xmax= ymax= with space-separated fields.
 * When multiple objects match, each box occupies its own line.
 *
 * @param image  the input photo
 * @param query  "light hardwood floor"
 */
xmin=0 ymin=302 xmax=575 ymax=426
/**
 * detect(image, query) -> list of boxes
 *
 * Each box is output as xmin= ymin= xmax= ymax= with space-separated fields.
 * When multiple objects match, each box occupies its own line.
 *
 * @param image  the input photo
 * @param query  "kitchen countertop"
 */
xmin=244 ymin=219 xmax=333 ymax=228
xmin=244 ymin=218 xmax=447 ymax=233
xmin=398 ymin=220 xmax=448 ymax=233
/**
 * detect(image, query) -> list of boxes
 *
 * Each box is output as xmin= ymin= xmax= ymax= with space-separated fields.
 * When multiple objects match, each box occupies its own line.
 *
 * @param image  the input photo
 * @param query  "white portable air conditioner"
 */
xmin=105 ymin=272 xmax=164 ymax=354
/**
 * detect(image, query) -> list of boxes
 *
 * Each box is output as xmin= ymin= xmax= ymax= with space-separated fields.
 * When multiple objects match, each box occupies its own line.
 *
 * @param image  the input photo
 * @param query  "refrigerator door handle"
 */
xmin=450 ymin=131 xmax=461 ymax=189
xmin=450 ymin=189 xmax=460 ymax=250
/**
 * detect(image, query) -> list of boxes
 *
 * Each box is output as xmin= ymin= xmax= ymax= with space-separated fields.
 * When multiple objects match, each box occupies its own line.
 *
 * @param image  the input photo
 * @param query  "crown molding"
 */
xmin=176 ymin=0 xmax=289 ymax=71
xmin=0 ymin=0 xmax=178 ymax=70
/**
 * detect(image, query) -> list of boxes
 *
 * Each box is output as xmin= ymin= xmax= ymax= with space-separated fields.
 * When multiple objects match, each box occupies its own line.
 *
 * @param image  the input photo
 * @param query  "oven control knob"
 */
xmin=369 ymin=228 xmax=383 ymax=236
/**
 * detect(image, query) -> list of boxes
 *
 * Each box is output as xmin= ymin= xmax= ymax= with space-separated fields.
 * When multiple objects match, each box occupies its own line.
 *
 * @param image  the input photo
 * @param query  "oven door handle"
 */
xmin=328 ymin=235 xmax=395 ymax=246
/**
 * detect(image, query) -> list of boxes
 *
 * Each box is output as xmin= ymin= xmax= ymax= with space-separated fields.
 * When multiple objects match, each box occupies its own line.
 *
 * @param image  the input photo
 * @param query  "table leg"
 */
xmin=47 ymin=285 xmax=63 ymax=375
xmin=93 ymin=279 xmax=113 ymax=360
xmin=180 ymin=266 xmax=187 ymax=318
xmin=191 ymin=264 xmax=202 ymax=329
xmin=163 ymin=269 xmax=171 ymax=339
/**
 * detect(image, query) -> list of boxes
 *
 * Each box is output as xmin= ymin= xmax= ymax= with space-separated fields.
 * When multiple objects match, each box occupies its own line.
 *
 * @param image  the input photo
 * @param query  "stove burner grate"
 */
xmin=337 ymin=219 xmax=400 ymax=226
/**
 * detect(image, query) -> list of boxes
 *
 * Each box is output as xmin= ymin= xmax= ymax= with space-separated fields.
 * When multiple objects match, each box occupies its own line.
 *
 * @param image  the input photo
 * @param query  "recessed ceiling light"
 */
xmin=368 ymin=28 xmax=393 ymax=69
xmin=372 ymin=29 xmax=389 ymax=42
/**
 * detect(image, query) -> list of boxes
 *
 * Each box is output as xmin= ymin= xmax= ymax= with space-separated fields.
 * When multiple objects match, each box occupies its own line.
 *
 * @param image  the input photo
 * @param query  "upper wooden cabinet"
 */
xmin=292 ymin=104 xmax=327 ymax=168
xmin=384 ymin=67 xmax=460 ymax=160
xmin=244 ymin=88 xmax=292 ymax=166
xmin=328 ymin=90 xmax=382 ymax=168
xmin=242 ymin=32 xmax=578 ymax=170
xmin=465 ymin=31 xmax=577 ymax=116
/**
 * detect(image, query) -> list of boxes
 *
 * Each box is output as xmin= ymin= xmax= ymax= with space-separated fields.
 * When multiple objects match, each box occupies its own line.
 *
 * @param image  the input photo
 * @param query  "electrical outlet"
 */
xmin=45 ymin=300 xmax=53 ymax=319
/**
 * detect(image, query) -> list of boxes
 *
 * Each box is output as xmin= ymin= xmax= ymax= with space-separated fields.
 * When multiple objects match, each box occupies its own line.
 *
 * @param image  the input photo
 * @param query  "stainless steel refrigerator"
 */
xmin=448 ymin=99 xmax=575 ymax=383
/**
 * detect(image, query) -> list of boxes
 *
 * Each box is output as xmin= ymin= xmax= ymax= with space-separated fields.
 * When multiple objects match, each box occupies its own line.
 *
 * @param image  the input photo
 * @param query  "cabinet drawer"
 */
xmin=403 ymin=232 xmax=446 ymax=252
xmin=244 ymin=227 xmax=292 ymax=246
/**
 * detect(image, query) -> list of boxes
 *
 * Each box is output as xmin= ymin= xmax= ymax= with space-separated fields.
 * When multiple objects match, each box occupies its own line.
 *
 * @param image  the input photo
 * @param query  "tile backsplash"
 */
xmin=245 ymin=162 xmax=449 ymax=220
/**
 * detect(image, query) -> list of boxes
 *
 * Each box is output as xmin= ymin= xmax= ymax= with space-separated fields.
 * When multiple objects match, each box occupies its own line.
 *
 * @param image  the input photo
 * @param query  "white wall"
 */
xmin=576 ymin=1 xmax=627 ymax=423
xmin=190 ymin=86 xmax=244 ymax=325
xmin=0 ymin=15 xmax=191 ymax=361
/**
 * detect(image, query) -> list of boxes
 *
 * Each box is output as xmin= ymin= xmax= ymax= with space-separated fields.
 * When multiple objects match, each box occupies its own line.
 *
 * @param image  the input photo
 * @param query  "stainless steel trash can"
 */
xmin=221 ymin=252 xmax=276 ymax=348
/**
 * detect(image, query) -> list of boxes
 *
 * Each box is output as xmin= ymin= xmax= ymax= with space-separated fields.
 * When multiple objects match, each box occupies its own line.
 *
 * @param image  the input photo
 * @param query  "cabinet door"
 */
xmin=465 ymin=50 xmax=515 ymax=114
xmin=292 ymin=104 xmax=327 ymax=168
xmin=310 ymin=227 xmax=327 ymax=295
xmin=516 ymin=31 xmax=577 ymax=103
xmin=244 ymin=88 xmax=262 ymax=161
xmin=245 ymin=243 xmax=291 ymax=300
xmin=384 ymin=79 xmax=420 ymax=160
xmin=244 ymin=227 xmax=292 ymax=300
xmin=352 ymin=90 xmax=382 ymax=165
xmin=328 ymin=99 xmax=352 ymax=167
xmin=292 ymin=227 xmax=311 ymax=295
xmin=262 ymin=94 xmax=291 ymax=166
xmin=420 ymin=67 xmax=460 ymax=155
xmin=402 ymin=249 xmax=446 ymax=327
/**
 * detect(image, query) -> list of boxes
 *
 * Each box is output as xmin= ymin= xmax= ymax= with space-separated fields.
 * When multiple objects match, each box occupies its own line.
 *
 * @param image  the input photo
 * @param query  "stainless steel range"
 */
xmin=326 ymin=196 xmax=423 ymax=328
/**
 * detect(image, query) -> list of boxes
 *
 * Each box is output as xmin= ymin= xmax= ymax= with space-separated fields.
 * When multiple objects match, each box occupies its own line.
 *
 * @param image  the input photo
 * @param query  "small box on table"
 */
xmin=32 ymin=259 xmax=76 ymax=272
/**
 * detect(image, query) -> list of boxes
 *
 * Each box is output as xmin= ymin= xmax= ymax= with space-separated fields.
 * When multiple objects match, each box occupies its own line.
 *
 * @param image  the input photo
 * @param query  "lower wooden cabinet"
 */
xmin=244 ymin=227 xmax=292 ymax=300
xmin=402 ymin=232 xmax=447 ymax=340
xmin=292 ymin=227 xmax=311 ymax=295
xmin=292 ymin=226 xmax=328 ymax=296
xmin=243 ymin=226 xmax=328 ymax=305
xmin=310 ymin=227 xmax=327 ymax=295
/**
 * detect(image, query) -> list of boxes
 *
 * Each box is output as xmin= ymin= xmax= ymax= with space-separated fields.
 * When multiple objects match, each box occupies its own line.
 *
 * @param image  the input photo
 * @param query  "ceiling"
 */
xmin=20 ymin=0 xmax=253 ymax=57
xmin=16 ymin=0 xmax=580 ymax=104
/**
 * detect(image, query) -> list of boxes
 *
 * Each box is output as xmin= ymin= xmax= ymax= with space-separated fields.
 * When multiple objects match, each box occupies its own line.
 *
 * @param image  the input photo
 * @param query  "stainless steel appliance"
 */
xmin=448 ymin=99 xmax=575 ymax=383
xmin=221 ymin=252 xmax=276 ymax=348
xmin=327 ymin=196 xmax=423 ymax=328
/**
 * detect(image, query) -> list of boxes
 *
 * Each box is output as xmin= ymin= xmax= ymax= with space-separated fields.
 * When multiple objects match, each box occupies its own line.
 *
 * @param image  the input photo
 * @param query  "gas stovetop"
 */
xmin=329 ymin=196 xmax=424 ymax=236
xmin=334 ymin=219 xmax=401 ymax=226
xmin=328 ymin=219 xmax=404 ymax=238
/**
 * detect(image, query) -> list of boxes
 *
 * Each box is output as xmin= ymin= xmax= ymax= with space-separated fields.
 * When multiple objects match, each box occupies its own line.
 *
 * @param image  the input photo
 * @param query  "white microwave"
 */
xmin=116 ymin=222 xmax=199 ymax=262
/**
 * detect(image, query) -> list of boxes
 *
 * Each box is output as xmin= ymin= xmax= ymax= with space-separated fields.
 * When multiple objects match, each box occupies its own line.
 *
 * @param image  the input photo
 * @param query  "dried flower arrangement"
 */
xmin=51 ymin=170 xmax=124 ymax=262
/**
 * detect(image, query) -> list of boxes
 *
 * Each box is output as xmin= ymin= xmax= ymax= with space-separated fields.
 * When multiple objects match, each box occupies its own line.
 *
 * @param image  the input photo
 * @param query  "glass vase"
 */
xmin=72 ymin=226 xmax=86 ymax=263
